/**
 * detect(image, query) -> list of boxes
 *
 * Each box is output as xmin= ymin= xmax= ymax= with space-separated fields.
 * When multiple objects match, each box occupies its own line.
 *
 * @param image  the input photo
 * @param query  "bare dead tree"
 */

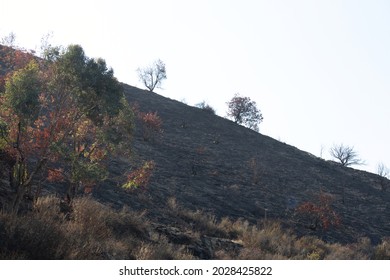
xmin=137 ymin=59 xmax=167 ymax=92
xmin=1 ymin=32 xmax=16 ymax=47
xmin=329 ymin=144 xmax=365 ymax=167
xmin=377 ymin=163 xmax=389 ymax=177
xmin=377 ymin=162 xmax=390 ymax=191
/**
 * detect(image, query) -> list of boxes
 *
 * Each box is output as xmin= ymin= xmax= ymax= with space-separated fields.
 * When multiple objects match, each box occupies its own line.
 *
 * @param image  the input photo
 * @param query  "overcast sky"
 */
xmin=1 ymin=0 xmax=390 ymax=173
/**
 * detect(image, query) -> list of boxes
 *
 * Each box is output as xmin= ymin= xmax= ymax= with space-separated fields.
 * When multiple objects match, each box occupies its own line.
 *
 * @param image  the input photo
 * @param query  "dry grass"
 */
xmin=165 ymin=197 xmax=390 ymax=260
xmin=134 ymin=237 xmax=194 ymax=260
xmin=167 ymin=197 xmax=228 ymax=238
xmin=0 ymin=196 xmax=190 ymax=259
xmin=0 ymin=195 xmax=389 ymax=259
xmin=373 ymin=237 xmax=390 ymax=259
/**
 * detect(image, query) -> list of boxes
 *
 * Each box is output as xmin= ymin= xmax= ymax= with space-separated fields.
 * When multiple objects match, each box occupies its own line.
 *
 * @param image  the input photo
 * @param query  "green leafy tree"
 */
xmin=3 ymin=61 xmax=41 ymax=121
xmin=0 ymin=44 xmax=136 ymax=211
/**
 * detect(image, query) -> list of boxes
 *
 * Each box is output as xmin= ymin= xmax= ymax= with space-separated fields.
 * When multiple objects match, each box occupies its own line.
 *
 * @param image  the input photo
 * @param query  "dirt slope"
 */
xmin=92 ymin=84 xmax=390 ymax=245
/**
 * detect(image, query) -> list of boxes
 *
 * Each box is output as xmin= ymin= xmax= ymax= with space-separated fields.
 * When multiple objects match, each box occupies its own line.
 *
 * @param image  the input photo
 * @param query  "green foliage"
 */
xmin=0 ymin=43 xmax=136 ymax=210
xmin=100 ymin=97 xmax=134 ymax=149
xmin=70 ymin=156 xmax=108 ymax=185
xmin=52 ymin=45 xmax=123 ymax=124
xmin=3 ymin=60 xmax=41 ymax=122
xmin=0 ymin=119 xmax=8 ymax=149
xmin=123 ymin=161 xmax=155 ymax=189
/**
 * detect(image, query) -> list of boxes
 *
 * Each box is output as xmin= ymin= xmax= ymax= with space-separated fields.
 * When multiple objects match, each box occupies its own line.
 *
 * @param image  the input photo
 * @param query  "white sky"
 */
xmin=1 ymin=0 xmax=390 ymax=173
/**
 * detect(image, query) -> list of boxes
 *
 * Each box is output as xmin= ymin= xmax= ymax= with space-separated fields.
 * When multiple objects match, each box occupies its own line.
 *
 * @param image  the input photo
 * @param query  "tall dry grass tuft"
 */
xmin=374 ymin=237 xmax=390 ymax=259
xmin=0 ymin=196 xmax=66 ymax=259
xmin=235 ymin=221 xmax=296 ymax=259
xmin=0 ymin=196 xmax=156 ymax=259
xmin=134 ymin=237 xmax=194 ymax=260
xmin=167 ymin=197 xmax=228 ymax=238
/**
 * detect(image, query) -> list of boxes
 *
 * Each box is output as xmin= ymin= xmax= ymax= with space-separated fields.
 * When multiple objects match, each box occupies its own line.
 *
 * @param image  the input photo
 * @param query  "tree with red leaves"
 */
xmin=0 ymin=44 xmax=136 ymax=211
xmin=139 ymin=111 xmax=163 ymax=141
xmin=226 ymin=93 xmax=263 ymax=132
xmin=295 ymin=192 xmax=341 ymax=231
xmin=0 ymin=43 xmax=35 ymax=92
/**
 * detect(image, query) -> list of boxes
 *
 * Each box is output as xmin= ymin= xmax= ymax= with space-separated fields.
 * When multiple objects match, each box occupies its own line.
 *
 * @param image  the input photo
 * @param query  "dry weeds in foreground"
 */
xmin=0 ymin=196 xmax=389 ymax=259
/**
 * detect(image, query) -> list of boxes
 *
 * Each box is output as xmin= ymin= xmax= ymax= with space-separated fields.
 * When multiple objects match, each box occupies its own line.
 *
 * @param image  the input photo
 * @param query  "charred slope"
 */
xmin=93 ymin=84 xmax=390 ymax=245
xmin=2 ymin=44 xmax=388 ymax=248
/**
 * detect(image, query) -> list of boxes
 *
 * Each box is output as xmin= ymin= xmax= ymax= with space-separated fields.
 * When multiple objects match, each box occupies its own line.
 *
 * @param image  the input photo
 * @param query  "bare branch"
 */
xmin=377 ymin=162 xmax=389 ymax=178
xmin=377 ymin=162 xmax=390 ymax=191
xmin=137 ymin=59 xmax=167 ymax=92
xmin=329 ymin=144 xmax=365 ymax=167
xmin=1 ymin=32 xmax=16 ymax=48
